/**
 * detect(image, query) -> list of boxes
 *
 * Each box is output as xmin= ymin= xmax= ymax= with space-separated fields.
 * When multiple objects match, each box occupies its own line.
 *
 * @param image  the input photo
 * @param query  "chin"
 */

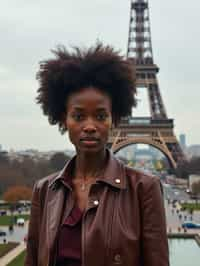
xmin=76 ymin=145 xmax=106 ymax=155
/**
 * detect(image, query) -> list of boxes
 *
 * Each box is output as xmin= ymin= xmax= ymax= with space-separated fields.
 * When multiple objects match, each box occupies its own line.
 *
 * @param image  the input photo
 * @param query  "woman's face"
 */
xmin=65 ymin=87 xmax=112 ymax=154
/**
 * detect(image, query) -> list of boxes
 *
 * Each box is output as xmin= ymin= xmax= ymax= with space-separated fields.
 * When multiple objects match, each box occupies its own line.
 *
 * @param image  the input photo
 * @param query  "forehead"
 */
xmin=66 ymin=87 xmax=112 ymax=110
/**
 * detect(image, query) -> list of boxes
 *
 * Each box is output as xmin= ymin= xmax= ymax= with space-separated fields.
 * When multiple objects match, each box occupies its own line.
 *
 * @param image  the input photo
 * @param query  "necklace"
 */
xmin=73 ymin=158 xmax=107 ymax=192
xmin=79 ymin=177 xmax=98 ymax=191
xmin=79 ymin=169 xmax=105 ymax=192
xmin=80 ymin=182 xmax=89 ymax=191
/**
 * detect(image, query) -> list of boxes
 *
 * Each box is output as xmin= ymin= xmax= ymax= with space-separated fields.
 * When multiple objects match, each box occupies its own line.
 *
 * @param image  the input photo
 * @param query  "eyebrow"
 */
xmin=72 ymin=107 xmax=84 ymax=111
xmin=95 ymin=107 xmax=108 ymax=111
xmin=72 ymin=107 xmax=108 ymax=111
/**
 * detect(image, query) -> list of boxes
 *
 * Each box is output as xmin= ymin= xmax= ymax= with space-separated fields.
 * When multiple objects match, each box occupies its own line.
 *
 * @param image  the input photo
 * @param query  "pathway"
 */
xmin=0 ymin=242 xmax=26 ymax=266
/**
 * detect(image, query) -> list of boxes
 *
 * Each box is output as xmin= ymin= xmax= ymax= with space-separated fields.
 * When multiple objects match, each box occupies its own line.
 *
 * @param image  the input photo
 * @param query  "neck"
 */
xmin=74 ymin=148 xmax=107 ymax=180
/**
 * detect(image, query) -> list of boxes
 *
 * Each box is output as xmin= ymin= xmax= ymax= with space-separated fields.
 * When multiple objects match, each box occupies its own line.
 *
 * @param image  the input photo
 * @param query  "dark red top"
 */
xmin=56 ymin=205 xmax=82 ymax=266
xmin=56 ymin=162 xmax=82 ymax=266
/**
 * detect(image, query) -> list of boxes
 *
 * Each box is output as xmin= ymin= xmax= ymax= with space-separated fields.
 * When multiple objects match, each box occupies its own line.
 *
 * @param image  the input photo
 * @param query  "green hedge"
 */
xmin=0 ymin=214 xmax=29 ymax=226
xmin=181 ymin=203 xmax=200 ymax=211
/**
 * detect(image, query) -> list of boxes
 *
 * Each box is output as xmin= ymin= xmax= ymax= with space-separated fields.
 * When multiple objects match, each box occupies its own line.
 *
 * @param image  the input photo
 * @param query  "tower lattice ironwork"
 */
xmin=108 ymin=0 xmax=186 ymax=169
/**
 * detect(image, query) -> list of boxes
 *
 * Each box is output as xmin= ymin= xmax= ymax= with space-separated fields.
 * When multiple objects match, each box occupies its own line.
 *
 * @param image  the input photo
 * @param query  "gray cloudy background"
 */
xmin=1 ymin=0 xmax=199 ymax=151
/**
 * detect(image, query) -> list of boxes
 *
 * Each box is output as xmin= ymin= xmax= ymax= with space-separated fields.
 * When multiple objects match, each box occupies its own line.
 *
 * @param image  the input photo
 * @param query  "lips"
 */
xmin=80 ymin=137 xmax=100 ymax=146
xmin=80 ymin=138 xmax=99 ymax=141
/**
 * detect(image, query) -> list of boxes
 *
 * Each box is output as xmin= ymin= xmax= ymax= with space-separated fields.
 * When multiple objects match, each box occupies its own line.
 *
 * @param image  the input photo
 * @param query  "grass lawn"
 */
xmin=181 ymin=203 xmax=200 ymax=212
xmin=0 ymin=242 xmax=19 ymax=258
xmin=7 ymin=250 xmax=26 ymax=266
xmin=0 ymin=214 xmax=30 ymax=226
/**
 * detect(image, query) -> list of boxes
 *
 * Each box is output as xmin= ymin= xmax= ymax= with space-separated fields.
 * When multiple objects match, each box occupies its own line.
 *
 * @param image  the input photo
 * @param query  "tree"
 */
xmin=50 ymin=152 xmax=70 ymax=171
xmin=189 ymin=157 xmax=200 ymax=174
xmin=175 ymin=157 xmax=200 ymax=179
xmin=3 ymin=185 xmax=32 ymax=203
xmin=154 ymin=160 xmax=163 ymax=172
xmin=0 ymin=151 xmax=9 ymax=165
xmin=175 ymin=159 xmax=190 ymax=179
xmin=0 ymin=152 xmax=72 ymax=195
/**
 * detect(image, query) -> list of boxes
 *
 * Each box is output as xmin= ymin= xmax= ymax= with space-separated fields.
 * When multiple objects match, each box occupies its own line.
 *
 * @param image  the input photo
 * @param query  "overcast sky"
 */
xmin=0 ymin=0 xmax=199 ymax=151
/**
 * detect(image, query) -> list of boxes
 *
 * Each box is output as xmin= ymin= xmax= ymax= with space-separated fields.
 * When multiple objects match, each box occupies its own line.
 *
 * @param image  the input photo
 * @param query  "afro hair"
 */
xmin=36 ymin=42 xmax=136 ymax=133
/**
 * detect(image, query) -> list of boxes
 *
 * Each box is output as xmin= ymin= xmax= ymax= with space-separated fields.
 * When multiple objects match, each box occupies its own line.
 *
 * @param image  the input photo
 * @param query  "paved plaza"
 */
xmin=163 ymin=184 xmax=200 ymax=235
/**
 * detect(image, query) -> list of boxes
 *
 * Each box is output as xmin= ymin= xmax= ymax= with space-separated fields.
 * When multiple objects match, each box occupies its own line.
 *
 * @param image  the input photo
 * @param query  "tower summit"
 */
xmin=127 ymin=0 xmax=153 ymax=61
xmin=109 ymin=0 xmax=186 ymax=169
xmin=127 ymin=0 xmax=167 ymax=119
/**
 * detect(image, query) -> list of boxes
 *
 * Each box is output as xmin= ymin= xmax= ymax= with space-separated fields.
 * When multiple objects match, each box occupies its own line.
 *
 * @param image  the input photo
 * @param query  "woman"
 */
xmin=25 ymin=43 xmax=169 ymax=266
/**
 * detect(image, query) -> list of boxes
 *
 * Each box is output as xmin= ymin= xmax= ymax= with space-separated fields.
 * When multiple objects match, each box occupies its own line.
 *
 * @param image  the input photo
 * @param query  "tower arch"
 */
xmin=112 ymin=138 xmax=174 ymax=169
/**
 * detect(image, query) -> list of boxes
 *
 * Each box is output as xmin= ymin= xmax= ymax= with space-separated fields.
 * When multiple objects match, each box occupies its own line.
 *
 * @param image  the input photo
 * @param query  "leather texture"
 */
xmin=25 ymin=150 xmax=169 ymax=266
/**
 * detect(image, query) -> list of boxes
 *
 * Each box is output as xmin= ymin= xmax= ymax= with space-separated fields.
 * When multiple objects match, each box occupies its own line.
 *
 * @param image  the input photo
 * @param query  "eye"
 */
xmin=96 ymin=113 xmax=108 ymax=121
xmin=72 ymin=113 xmax=84 ymax=121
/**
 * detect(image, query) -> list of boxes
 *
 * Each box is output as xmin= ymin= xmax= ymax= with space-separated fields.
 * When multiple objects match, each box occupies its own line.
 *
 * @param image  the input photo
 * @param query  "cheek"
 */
xmin=67 ymin=127 xmax=79 ymax=146
xmin=65 ymin=115 xmax=76 ymax=130
xmin=105 ymin=117 xmax=112 ymax=130
xmin=102 ymin=118 xmax=112 ymax=137
xmin=65 ymin=119 xmax=78 ymax=141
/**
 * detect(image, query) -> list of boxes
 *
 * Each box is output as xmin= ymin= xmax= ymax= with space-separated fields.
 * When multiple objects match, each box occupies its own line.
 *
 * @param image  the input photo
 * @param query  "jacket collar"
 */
xmin=49 ymin=149 xmax=127 ymax=190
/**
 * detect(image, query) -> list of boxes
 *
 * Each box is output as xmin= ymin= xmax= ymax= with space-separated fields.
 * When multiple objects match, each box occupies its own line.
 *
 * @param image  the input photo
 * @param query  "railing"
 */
xmin=119 ymin=117 xmax=174 ymax=126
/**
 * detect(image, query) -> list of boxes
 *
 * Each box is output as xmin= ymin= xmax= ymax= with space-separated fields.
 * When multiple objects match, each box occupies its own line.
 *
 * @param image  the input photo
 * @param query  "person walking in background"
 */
xmin=25 ymin=43 xmax=169 ymax=266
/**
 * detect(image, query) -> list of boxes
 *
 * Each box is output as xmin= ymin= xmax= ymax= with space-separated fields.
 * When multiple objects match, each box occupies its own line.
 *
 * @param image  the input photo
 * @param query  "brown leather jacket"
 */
xmin=25 ymin=150 xmax=169 ymax=266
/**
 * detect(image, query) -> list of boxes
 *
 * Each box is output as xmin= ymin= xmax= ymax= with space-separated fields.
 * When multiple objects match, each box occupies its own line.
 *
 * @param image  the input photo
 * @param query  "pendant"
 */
xmin=81 ymin=183 xmax=86 ymax=191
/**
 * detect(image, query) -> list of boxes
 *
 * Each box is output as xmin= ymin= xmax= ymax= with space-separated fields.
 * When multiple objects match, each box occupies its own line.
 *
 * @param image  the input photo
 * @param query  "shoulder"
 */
xmin=32 ymin=172 xmax=59 ymax=198
xmin=29 ymin=172 xmax=60 ymax=211
xmin=123 ymin=165 xmax=164 ymax=209
xmin=124 ymin=164 xmax=162 ymax=193
xmin=110 ymin=153 xmax=160 ymax=190
xmin=35 ymin=172 xmax=59 ymax=189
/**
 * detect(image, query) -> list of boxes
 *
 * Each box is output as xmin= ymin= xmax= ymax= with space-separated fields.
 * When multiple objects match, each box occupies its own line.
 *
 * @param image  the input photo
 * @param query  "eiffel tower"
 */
xmin=108 ymin=0 xmax=185 ymax=169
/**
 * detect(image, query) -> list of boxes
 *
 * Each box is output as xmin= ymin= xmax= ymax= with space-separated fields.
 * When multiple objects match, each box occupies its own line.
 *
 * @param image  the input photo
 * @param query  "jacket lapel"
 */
xmin=47 ymin=185 xmax=66 ymax=250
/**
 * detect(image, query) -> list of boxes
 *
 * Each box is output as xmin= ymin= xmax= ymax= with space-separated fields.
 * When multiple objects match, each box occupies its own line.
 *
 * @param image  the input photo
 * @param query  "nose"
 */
xmin=83 ymin=119 xmax=97 ymax=133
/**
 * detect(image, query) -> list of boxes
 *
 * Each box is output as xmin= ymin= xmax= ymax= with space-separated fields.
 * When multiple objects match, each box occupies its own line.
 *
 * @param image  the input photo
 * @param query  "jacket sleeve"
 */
xmin=141 ymin=177 xmax=169 ymax=266
xmin=25 ymin=181 xmax=40 ymax=266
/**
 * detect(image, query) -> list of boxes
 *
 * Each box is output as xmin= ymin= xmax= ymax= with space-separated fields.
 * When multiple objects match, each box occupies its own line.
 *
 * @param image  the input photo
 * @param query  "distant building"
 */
xmin=179 ymin=134 xmax=186 ymax=150
xmin=187 ymin=145 xmax=200 ymax=158
xmin=7 ymin=148 xmax=75 ymax=162
xmin=189 ymin=174 xmax=200 ymax=194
